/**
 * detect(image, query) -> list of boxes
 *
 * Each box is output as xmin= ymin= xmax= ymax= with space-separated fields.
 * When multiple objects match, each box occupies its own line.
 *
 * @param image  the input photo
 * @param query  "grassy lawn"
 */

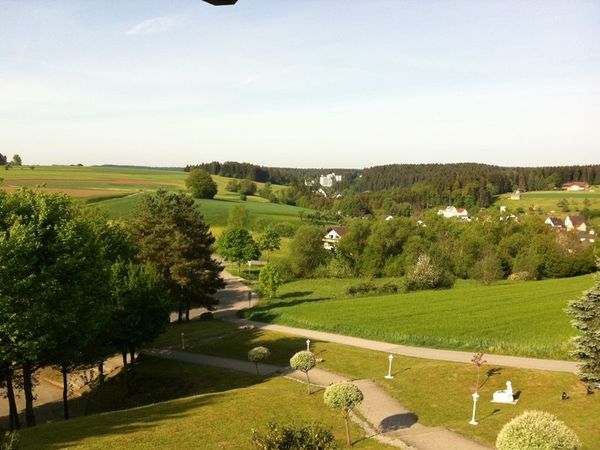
xmin=154 ymin=319 xmax=600 ymax=449
xmin=495 ymin=189 xmax=600 ymax=214
xmin=242 ymin=275 xmax=596 ymax=359
xmin=19 ymin=356 xmax=391 ymax=450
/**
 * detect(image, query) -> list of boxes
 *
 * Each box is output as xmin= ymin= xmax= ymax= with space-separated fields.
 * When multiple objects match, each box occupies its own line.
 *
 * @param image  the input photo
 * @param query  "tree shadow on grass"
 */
xmin=479 ymin=367 xmax=503 ymax=389
xmin=379 ymin=412 xmax=418 ymax=432
xmin=278 ymin=291 xmax=313 ymax=299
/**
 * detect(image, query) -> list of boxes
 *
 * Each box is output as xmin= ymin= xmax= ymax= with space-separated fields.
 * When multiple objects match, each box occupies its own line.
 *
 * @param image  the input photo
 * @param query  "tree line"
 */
xmin=279 ymin=212 xmax=596 ymax=286
xmin=185 ymin=161 xmax=360 ymax=187
xmin=0 ymin=189 xmax=222 ymax=430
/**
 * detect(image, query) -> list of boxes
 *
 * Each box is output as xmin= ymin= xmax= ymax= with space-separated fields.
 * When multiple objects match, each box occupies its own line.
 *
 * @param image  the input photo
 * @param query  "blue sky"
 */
xmin=0 ymin=0 xmax=598 ymax=168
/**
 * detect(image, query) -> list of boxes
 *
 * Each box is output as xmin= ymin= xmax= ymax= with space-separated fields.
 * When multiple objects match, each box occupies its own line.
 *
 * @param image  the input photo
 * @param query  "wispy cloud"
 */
xmin=126 ymin=15 xmax=181 ymax=36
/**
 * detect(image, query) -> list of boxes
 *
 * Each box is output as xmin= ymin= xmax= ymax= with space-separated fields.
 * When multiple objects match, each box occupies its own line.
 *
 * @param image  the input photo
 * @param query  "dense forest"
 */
xmin=185 ymin=161 xmax=361 ymax=187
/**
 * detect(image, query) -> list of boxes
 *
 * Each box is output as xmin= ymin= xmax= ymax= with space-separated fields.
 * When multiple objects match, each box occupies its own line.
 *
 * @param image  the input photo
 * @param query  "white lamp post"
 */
xmin=469 ymin=392 xmax=479 ymax=425
xmin=385 ymin=354 xmax=394 ymax=379
xmin=306 ymin=339 xmax=311 ymax=352
xmin=181 ymin=332 xmax=185 ymax=350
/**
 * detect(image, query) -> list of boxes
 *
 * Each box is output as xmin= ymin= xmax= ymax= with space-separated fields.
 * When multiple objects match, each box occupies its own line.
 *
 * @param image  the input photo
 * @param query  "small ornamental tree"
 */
xmin=290 ymin=351 xmax=316 ymax=394
xmin=258 ymin=264 xmax=283 ymax=299
xmin=496 ymin=410 xmax=581 ymax=450
xmin=185 ymin=168 xmax=217 ymax=199
xmin=567 ymin=276 xmax=600 ymax=382
xmin=323 ymin=382 xmax=364 ymax=446
xmin=471 ymin=352 xmax=487 ymax=392
xmin=248 ymin=346 xmax=271 ymax=375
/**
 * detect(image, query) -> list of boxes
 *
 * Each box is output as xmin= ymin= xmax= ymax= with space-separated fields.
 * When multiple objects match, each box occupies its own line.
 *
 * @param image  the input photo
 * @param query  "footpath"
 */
xmin=144 ymin=348 xmax=489 ymax=450
xmin=215 ymin=271 xmax=577 ymax=373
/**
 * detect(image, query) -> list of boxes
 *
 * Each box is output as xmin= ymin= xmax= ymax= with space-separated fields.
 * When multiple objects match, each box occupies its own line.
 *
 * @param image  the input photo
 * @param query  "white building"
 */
xmin=322 ymin=226 xmax=347 ymax=250
xmin=437 ymin=206 xmax=469 ymax=220
xmin=319 ymin=172 xmax=343 ymax=187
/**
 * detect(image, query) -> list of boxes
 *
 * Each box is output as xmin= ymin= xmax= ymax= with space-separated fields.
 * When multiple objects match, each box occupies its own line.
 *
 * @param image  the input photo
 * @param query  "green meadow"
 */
xmin=243 ymin=275 xmax=597 ymax=359
xmin=0 ymin=165 xmax=312 ymax=230
xmin=495 ymin=189 xmax=600 ymax=213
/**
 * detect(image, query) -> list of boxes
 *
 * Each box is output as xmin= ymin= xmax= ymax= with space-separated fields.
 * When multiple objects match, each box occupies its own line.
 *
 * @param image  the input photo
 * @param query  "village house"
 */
xmin=322 ymin=226 xmax=347 ymax=250
xmin=544 ymin=217 xmax=564 ymax=228
xmin=562 ymin=181 xmax=589 ymax=191
xmin=437 ymin=206 xmax=469 ymax=220
xmin=565 ymin=215 xmax=591 ymax=232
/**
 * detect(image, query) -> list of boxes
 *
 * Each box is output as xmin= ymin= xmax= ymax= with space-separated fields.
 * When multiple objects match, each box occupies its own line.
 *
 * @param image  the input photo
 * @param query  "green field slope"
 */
xmin=244 ymin=275 xmax=596 ymax=359
xmin=19 ymin=357 xmax=389 ymax=450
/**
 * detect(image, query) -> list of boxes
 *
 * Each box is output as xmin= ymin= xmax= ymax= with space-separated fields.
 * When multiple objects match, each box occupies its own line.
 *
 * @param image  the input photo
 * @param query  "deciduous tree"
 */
xmin=185 ymin=168 xmax=217 ymax=199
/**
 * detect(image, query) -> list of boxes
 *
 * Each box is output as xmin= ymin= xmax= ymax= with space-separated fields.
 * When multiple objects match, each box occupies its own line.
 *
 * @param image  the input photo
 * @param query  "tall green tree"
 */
xmin=11 ymin=155 xmax=21 ymax=166
xmin=109 ymin=262 xmax=171 ymax=391
xmin=217 ymin=228 xmax=261 ymax=272
xmin=130 ymin=190 xmax=224 ymax=322
xmin=0 ymin=189 xmax=114 ymax=426
xmin=258 ymin=264 xmax=283 ymax=298
xmin=227 ymin=205 xmax=250 ymax=229
xmin=185 ymin=168 xmax=217 ymax=199
xmin=567 ymin=276 xmax=600 ymax=383
xmin=288 ymin=226 xmax=327 ymax=278
xmin=257 ymin=227 xmax=281 ymax=262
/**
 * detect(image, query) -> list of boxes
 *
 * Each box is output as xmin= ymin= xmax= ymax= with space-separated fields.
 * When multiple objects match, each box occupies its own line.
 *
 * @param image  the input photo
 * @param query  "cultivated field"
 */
xmin=243 ymin=275 xmax=597 ymax=359
xmin=0 ymin=165 xmax=312 ymax=230
xmin=18 ymin=356 xmax=390 ymax=450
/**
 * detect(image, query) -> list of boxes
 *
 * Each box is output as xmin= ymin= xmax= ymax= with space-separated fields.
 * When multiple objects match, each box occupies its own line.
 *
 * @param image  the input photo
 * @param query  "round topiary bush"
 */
xmin=323 ymin=382 xmax=364 ymax=446
xmin=496 ymin=410 xmax=581 ymax=450
xmin=290 ymin=351 xmax=316 ymax=394
xmin=248 ymin=346 xmax=271 ymax=375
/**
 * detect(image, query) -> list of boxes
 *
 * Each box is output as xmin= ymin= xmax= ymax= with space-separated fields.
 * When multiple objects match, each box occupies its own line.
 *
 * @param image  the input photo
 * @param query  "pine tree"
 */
xmin=567 ymin=276 xmax=600 ymax=382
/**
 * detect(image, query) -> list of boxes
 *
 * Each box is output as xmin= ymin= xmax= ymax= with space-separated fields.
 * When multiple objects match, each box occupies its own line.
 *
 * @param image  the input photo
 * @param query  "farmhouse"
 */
xmin=565 ymin=215 xmax=591 ymax=232
xmin=322 ymin=226 xmax=347 ymax=250
xmin=545 ymin=217 xmax=564 ymax=228
xmin=562 ymin=181 xmax=589 ymax=191
xmin=437 ymin=206 xmax=469 ymax=220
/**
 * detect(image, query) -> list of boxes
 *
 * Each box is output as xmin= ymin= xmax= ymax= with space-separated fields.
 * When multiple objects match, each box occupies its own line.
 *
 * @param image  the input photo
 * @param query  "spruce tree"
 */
xmin=567 ymin=276 xmax=600 ymax=382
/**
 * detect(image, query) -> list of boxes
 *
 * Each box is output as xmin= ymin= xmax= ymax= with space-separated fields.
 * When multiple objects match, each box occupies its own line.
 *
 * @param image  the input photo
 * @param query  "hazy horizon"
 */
xmin=1 ymin=0 xmax=599 ymax=168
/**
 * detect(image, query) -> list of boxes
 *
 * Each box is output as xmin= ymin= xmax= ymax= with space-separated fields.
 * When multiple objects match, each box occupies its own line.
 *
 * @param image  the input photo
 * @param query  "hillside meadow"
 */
xmin=243 ymin=275 xmax=597 ymax=359
xmin=18 ymin=357 xmax=391 ymax=450
xmin=0 ymin=165 xmax=312 ymax=230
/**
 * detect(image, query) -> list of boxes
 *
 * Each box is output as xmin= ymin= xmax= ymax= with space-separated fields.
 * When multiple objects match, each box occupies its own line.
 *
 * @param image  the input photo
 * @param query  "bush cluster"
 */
xmin=496 ymin=410 xmax=581 ymax=450
xmin=251 ymin=422 xmax=336 ymax=449
xmin=345 ymin=282 xmax=399 ymax=296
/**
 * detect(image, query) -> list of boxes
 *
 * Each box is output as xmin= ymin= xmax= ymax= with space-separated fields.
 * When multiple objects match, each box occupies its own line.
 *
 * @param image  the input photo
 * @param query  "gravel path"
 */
xmin=215 ymin=271 xmax=577 ymax=373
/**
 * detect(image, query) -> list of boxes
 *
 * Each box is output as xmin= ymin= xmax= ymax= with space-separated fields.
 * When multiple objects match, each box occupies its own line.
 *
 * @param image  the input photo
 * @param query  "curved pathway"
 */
xmin=144 ymin=348 xmax=488 ymax=450
xmin=215 ymin=271 xmax=577 ymax=373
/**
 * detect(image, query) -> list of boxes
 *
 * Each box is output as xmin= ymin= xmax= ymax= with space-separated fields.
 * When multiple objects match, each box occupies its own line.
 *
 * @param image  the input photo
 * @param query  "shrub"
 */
xmin=251 ymin=422 xmax=336 ymax=450
xmin=290 ymin=351 xmax=316 ymax=394
xmin=0 ymin=432 xmax=18 ymax=450
xmin=345 ymin=282 xmax=376 ymax=296
xmin=323 ymin=382 xmax=364 ymax=446
xmin=240 ymin=179 xmax=257 ymax=196
xmin=248 ymin=346 xmax=271 ymax=375
xmin=507 ymin=271 xmax=534 ymax=281
xmin=272 ymin=222 xmax=295 ymax=238
xmin=405 ymin=254 xmax=454 ymax=291
xmin=226 ymin=179 xmax=241 ymax=192
xmin=496 ymin=410 xmax=581 ymax=450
